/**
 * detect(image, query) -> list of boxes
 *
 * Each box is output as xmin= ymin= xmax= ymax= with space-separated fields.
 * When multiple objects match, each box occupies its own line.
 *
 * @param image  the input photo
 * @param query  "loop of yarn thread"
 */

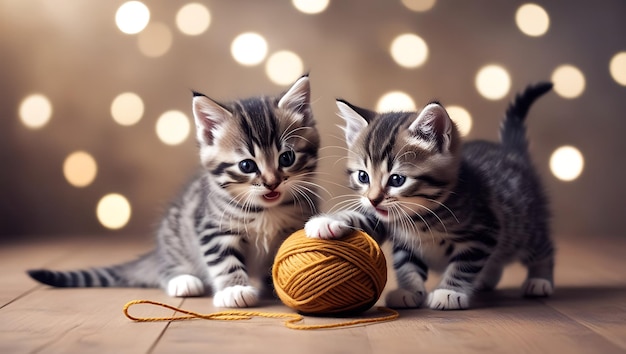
xmin=123 ymin=299 xmax=399 ymax=330
xmin=272 ymin=229 xmax=387 ymax=316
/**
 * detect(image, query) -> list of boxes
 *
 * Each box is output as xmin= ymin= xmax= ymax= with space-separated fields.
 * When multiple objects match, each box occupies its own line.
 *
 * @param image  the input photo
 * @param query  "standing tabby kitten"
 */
xmin=306 ymin=83 xmax=554 ymax=310
xmin=28 ymin=75 xmax=321 ymax=308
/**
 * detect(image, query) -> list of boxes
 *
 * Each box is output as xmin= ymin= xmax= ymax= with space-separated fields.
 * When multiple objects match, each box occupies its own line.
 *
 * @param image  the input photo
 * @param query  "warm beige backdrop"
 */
xmin=1 ymin=1 xmax=625 ymax=240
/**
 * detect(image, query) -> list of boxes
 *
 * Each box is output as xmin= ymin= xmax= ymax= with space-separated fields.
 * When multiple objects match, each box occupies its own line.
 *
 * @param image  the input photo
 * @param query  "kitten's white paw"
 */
xmin=213 ymin=285 xmax=259 ymax=308
xmin=167 ymin=274 xmax=205 ymax=297
xmin=427 ymin=289 xmax=470 ymax=310
xmin=522 ymin=278 xmax=553 ymax=297
xmin=304 ymin=215 xmax=350 ymax=239
xmin=385 ymin=288 xmax=426 ymax=308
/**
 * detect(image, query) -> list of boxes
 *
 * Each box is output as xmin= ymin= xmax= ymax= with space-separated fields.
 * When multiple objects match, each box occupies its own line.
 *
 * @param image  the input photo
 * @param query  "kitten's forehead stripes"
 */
xmin=366 ymin=112 xmax=410 ymax=171
xmin=235 ymin=96 xmax=309 ymax=160
xmin=232 ymin=97 xmax=280 ymax=155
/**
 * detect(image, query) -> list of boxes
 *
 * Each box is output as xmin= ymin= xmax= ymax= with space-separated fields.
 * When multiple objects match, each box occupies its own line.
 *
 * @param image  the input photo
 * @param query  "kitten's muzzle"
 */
xmin=263 ymin=182 xmax=281 ymax=191
xmin=263 ymin=191 xmax=281 ymax=201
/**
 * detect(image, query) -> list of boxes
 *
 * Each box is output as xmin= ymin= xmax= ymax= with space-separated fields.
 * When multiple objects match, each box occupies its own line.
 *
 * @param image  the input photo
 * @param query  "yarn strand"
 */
xmin=123 ymin=299 xmax=399 ymax=330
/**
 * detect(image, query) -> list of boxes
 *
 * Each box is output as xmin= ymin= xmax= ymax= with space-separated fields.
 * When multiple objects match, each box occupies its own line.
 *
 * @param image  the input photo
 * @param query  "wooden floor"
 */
xmin=1 ymin=234 xmax=625 ymax=354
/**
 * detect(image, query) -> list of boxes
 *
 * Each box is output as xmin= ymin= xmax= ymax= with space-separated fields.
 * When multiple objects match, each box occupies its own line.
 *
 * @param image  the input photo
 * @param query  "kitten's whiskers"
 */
xmin=426 ymin=198 xmax=460 ymax=224
xmin=388 ymin=203 xmax=420 ymax=251
xmin=327 ymin=197 xmax=362 ymax=214
xmin=289 ymin=184 xmax=318 ymax=215
xmin=397 ymin=200 xmax=437 ymax=246
xmin=400 ymin=200 xmax=449 ymax=234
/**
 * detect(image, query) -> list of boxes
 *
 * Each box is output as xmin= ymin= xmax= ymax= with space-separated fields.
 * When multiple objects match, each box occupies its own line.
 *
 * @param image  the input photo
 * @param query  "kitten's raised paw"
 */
xmin=385 ymin=288 xmax=425 ymax=308
xmin=213 ymin=285 xmax=259 ymax=308
xmin=522 ymin=278 xmax=553 ymax=297
xmin=427 ymin=289 xmax=469 ymax=310
xmin=167 ymin=274 xmax=205 ymax=297
xmin=304 ymin=215 xmax=350 ymax=239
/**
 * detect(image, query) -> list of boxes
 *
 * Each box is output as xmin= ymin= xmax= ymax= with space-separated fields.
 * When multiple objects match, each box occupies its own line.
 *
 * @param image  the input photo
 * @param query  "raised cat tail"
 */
xmin=27 ymin=250 xmax=161 ymax=288
xmin=500 ymin=82 xmax=553 ymax=153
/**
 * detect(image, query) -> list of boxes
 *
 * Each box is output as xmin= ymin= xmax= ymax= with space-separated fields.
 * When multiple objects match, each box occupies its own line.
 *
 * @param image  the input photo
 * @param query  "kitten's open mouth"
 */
xmin=263 ymin=191 xmax=281 ymax=201
xmin=375 ymin=208 xmax=389 ymax=217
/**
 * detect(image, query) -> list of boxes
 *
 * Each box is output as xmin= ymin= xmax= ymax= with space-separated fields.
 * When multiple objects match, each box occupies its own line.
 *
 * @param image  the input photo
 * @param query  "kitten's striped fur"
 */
xmin=28 ymin=75 xmax=321 ymax=308
xmin=305 ymin=83 xmax=554 ymax=310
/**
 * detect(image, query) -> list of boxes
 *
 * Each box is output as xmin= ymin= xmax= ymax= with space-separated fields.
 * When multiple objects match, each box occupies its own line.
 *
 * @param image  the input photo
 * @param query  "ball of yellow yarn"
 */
xmin=272 ymin=229 xmax=387 ymax=316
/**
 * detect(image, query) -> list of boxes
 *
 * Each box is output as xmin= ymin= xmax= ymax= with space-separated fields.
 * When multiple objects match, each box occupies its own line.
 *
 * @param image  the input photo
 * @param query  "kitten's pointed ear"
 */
xmin=278 ymin=74 xmax=310 ymax=117
xmin=336 ymin=99 xmax=371 ymax=147
xmin=192 ymin=91 xmax=232 ymax=146
xmin=408 ymin=103 xmax=453 ymax=152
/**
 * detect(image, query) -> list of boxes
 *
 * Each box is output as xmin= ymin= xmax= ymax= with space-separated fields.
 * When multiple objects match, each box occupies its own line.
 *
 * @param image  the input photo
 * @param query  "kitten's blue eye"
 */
xmin=279 ymin=151 xmax=296 ymax=168
xmin=357 ymin=170 xmax=370 ymax=184
xmin=238 ymin=159 xmax=258 ymax=174
xmin=388 ymin=174 xmax=406 ymax=187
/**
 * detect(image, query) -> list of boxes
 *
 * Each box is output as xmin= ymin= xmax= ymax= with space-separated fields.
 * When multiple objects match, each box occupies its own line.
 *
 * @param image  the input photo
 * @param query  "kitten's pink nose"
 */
xmin=369 ymin=196 xmax=384 ymax=207
xmin=264 ymin=182 xmax=280 ymax=191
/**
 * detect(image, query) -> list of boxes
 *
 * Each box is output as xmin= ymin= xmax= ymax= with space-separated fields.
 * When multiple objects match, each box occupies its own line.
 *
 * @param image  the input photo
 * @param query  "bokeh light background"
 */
xmin=1 ymin=0 xmax=625 ymax=240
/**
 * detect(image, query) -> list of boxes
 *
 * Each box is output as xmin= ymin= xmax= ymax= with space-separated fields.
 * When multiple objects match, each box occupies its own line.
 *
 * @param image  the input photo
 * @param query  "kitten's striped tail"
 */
xmin=27 ymin=251 xmax=160 ymax=288
xmin=500 ymin=82 xmax=553 ymax=153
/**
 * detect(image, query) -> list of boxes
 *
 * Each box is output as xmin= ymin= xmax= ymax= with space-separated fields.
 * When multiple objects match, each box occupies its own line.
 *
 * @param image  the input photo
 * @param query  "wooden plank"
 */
xmin=0 ymin=237 xmax=174 ymax=354
xmin=1 ymin=234 xmax=624 ymax=353
xmin=148 ymin=291 xmax=625 ymax=354
xmin=0 ymin=288 xmax=178 ymax=354
xmin=366 ymin=294 xmax=625 ymax=354
xmin=152 ymin=298 xmax=375 ymax=354
xmin=539 ymin=236 xmax=626 ymax=350
xmin=0 ymin=236 xmax=153 ymax=307
xmin=541 ymin=287 xmax=626 ymax=350
xmin=0 ymin=239 xmax=80 ymax=307
xmin=368 ymin=235 xmax=626 ymax=354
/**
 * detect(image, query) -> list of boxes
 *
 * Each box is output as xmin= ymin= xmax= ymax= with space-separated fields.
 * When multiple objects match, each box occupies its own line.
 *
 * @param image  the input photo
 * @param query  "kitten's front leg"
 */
xmin=385 ymin=246 xmax=428 ymax=308
xmin=428 ymin=247 xmax=489 ymax=310
xmin=305 ymin=210 xmax=383 ymax=240
xmin=305 ymin=213 xmax=352 ymax=239
xmin=202 ymin=233 xmax=259 ymax=308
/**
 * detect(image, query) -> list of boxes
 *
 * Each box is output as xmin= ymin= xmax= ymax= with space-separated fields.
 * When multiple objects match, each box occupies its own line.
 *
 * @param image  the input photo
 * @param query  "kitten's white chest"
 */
xmin=249 ymin=208 xmax=298 ymax=245
xmin=244 ymin=206 xmax=305 ymax=283
xmin=246 ymin=206 xmax=306 ymax=256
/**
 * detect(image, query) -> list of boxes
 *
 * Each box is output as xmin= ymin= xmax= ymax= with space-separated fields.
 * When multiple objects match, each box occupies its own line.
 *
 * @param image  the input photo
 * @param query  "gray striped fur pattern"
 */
xmin=305 ymin=82 xmax=554 ymax=310
xmin=28 ymin=75 xmax=321 ymax=308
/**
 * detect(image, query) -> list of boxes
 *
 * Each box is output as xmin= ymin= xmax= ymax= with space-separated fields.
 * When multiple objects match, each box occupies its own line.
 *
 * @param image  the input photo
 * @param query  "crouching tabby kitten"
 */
xmin=28 ymin=75 xmax=321 ymax=308
xmin=305 ymin=83 xmax=554 ymax=310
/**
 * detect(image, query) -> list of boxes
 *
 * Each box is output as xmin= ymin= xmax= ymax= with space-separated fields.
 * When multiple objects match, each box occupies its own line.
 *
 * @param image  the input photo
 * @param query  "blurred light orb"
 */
xmin=292 ymin=0 xmax=329 ymax=14
xmin=446 ymin=105 xmax=473 ymax=136
xmin=137 ymin=22 xmax=172 ymax=57
xmin=111 ymin=92 xmax=144 ymax=126
xmin=552 ymin=65 xmax=585 ymax=99
xmin=115 ymin=1 xmax=150 ymax=35
xmin=266 ymin=51 xmax=304 ymax=86
xmin=475 ymin=65 xmax=511 ymax=100
xmin=609 ymin=51 xmax=626 ymax=86
xmin=516 ymin=3 xmax=550 ymax=37
xmin=63 ymin=151 xmax=98 ymax=188
xmin=231 ymin=32 xmax=268 ymax=66
xmin=401 ymin=0 xmax=436 ymax=12
xmin=550 ymin=146 xmax=584 ymax=181
xmin=156 ymin=110 xmax=191 ymax=145
xmin=176 ymin=3 xmax=211 ymax=36
xmin=97 ymin=193 xmax=132 ymax=230
xmin=390 ymin=33 xmax=429 ymax=68
xmin=376 ymin=91 xmax=416 ymax=112
xmin=19 ymin=94 xmax=53 ymax=129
